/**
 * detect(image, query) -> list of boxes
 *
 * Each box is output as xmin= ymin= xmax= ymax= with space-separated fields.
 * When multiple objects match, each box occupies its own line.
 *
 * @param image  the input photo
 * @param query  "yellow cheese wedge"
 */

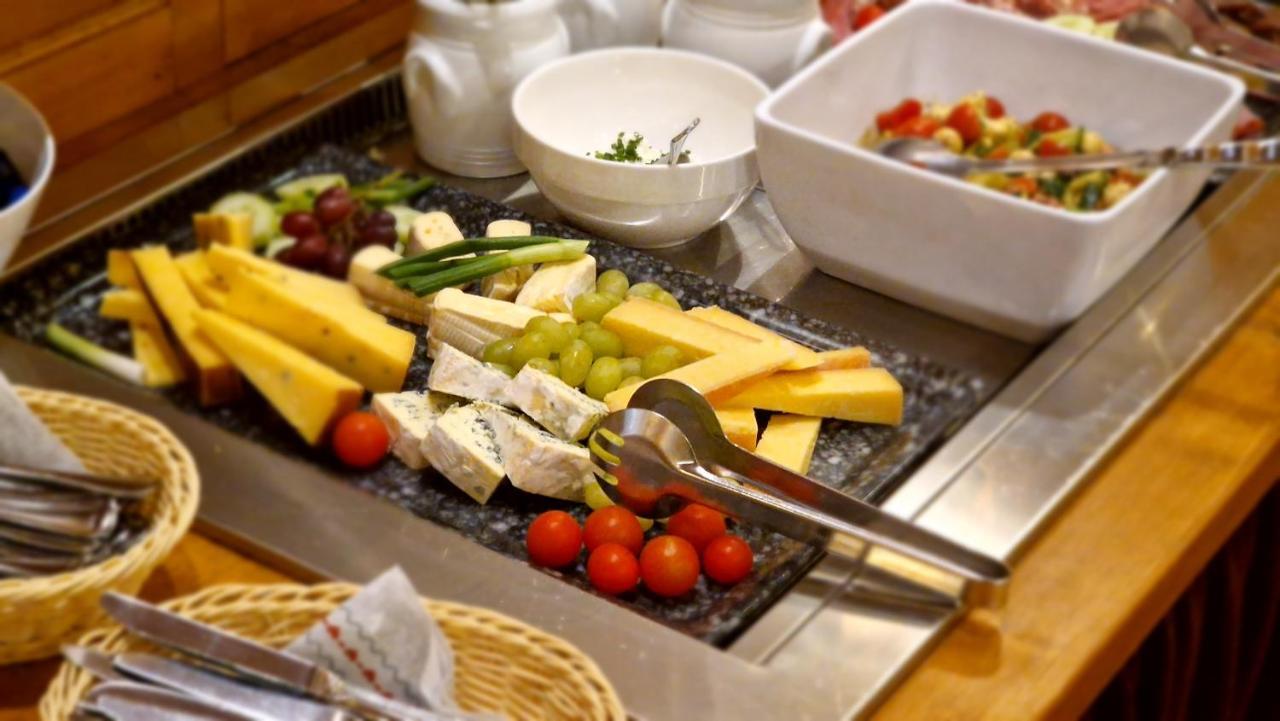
xmin=602 ymin=297 xmax=760 ymax=360
xmin=107 ymin=250 xmax=142 ymax=289
xmin=193 ymin=213 xmax=254 ymax=250
xmin=174 ymin=251 xmax=228 ymax=309
xmin=605 ymin=343 xmax=795 ymax=411
xmin=100 ymin=289 xmax=163 ymax=328
xmin=205 ymin=245 xmax=366 ymax=311
xmin=755 ymin=415 xmax=822 ymax=474
xmin=721 ymin=367 xmax=903 ymax=425
xmin=224 ymin=270 xmax=415 ymax=393
xmin=194 ymin=309 xmax=361 ymax=445
xmin=131 ymin=246 xmax=241 ymax=406
xmin=815 ymin=346 xmax=872 ymax=370
xmin=715 ymin=408 xmax=759 ymax=451
xmin=131 ymin=322 xmax=186 ymax=387
xmin=686 ymin=306 xmax=821 ymax=371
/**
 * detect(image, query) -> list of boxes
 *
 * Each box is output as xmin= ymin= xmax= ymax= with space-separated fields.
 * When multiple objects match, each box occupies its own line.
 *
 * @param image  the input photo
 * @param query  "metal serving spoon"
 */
xmin=655 ymin=118 xmax=700 ymax=166
xmin=1119 ymin=7 xmax=1280 ymax=86
xmin=877 ymin=136 xmax=1280 ymax=178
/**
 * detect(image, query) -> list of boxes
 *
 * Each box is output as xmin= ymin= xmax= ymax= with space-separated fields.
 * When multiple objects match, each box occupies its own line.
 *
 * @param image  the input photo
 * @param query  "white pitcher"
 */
xmin=404 ymin=0 xmax=570 ymax=178
xmin=558 ymin=0 xmax=663 ymax=51
xmin=661 ymin=0 xmax=833 ymax=88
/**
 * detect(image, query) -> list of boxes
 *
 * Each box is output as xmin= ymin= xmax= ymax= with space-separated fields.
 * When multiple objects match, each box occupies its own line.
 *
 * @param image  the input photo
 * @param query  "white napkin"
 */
xmin=0 ymin=370 xmax=84 ymax=472
xmin=287 ymin=567 xmax=501 ymax=721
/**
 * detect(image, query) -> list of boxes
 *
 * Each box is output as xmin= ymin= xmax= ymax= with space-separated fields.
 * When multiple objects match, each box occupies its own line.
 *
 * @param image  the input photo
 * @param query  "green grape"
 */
xmin=642 ymin=345 xmax=686 ymax=378
xmin=584 ymin=357 xmax=623 ymax=400
xmin=487 ymin=363 xmax=515 ymax=377
xmin=510 ymin=331 xmax=553 ymax=370
xmin=626 ymin=282 xmax=663 ymax=300
xmin=596 ymin=269 xmax=630 ymax=299
xmin=581 ymin=326 xmax=624 ymax=358
xmin=619 ymin=375 xmax=644 ymax=389
xmin=578 ymin=320 xmax=601 ymax=335
xmin=481 ymin=338 xmax=517 ymax=366
xmin=526 ymin=315 xmax=571 ymax=353
xmin=572 ymin=291 xmax=622 ymax=323
xmin=561 ymin=321 xmax=581 ymax=341
xmin=558 ymin=340 xmax=593 ymax=388
xmin=583 ymin=479 xmax=615 ymax=510
xmin=653 ymin=290 xmax=682 ymax=311
xmin=618 ymin=356 xmax=643 ymax=379
xmin=525 ymin=357 xmax=559 ymax=376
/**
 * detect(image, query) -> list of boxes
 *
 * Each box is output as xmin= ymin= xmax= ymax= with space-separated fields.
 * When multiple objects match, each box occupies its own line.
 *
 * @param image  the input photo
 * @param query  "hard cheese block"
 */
xmin=427 ymin=342 xmax=513 ymax=406
xmin=106 ymin=250 xmax=142 ymax=289
xmin=721 ymin=367 xmax=904 ymax=425
xmin=714 ymin=408 xmax=759 ymax=451
xmin=371 ymin=390 xmax=458 ymax=470
xmin=205 ymin=244 xmax=366 ymax=310
xmin=506 ymin=365 xmax=608 ymax=441
xmin=421 ymin=403 xmax=506 ymax=504
xmin=100 ymin=289 xmax=163 ymax=328
xmin=515 ymin=255 xmax=596 ymax=314
xmin=603 ymin=297 xmax=760 ymax=360
xmin=686 ymin=306 xmax=821 ymax=371
xmin=192 ymin=213 xmax=254 ymax=250
xmin=173 ymin=250 xmax=228 ymax=309
xmin=428 ymin=287 xmax=545 ymax=359
xmin=348 ymin=245 xmax=434 ymax=325
xmin=131 ymin=246 xmax=242 ymax=406
xmin=407 ymin=211 xmax=466 ymax=257
xmin=194 ymin=309 xmax=361 ymax=445
xmin=131 ymin=322 xmax=186 ymax=387
xmin=814 ymin=347 xmax=872 ymax=370
xmin=481 ymin=220 xmax=535 ymax=301
xmin=485 ymin=405 xmax=591 ymax=502
xmin=605 ymin=343 xmax=796 ymax=411
xmin=755 ymin=415 xmax=822 ymax=474
xmin=223 ymin=270 xmax=415 ymax=393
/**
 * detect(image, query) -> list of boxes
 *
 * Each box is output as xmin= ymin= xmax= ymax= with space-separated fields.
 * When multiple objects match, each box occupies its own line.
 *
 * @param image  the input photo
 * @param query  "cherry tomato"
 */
xmin=526 ymin=511 xmax=582 ymax=568
xmin=703 ymin=536 xmax=754 ymax=585
xmin=665 ymin=504 xmax=726 ymax=553
xmin=1036 ymin=138 xmax=1071 ymax=157
xmin=853 ymin=4 xmax=885 ymax=30
xmin=875 ymin=98 xmax=922 ymax=132
xmin=587 ymin=543 xmax=640 ymax=595
xmin=987 ymin=146 xmax=1011 ymax=160
xmin=331 ymin=412 xmax=389 ymax=468
xmin=639 ymin=535 xmax=700 ymax=598
xmin=583 ymin=506 xmax=645 ymax=556
xmin=945 ymin=104 xmax=983 ymax=146
xmin=1006 ymin=176 xmax=1039 ymax=197
xmin=1030 ymin=111 xmax=1070 ymax=134
xmin=985 ymin=96 xmax=1006 ymax=119
xmin=892 ymin=115 xmax=941 ymax=139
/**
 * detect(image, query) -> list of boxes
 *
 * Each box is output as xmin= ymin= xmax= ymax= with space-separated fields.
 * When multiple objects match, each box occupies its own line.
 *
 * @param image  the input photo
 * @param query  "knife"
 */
xmin=114 ymin=652 xmax=352 ymax=721
xmin=101 ymin=593 xmax=445 ymax=721
xmin=63 ymin=645 xmax=126 ymax=682
xmin=82 ymin=680 xmax=256 ymax=721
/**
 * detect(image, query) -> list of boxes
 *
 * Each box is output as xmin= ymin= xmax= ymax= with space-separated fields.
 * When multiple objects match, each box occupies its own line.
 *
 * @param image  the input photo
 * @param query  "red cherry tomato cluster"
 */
xmin=331 ymin=411 xmax=390 ymax=469
xmin=526 ymin=503 xmax=755 ymax=598
xmin=277 ymin=186 xmax=398 ymax=279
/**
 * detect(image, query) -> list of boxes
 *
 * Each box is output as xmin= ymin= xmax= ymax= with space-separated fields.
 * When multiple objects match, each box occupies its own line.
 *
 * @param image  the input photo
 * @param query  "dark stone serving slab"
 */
xmin=0 ymin=143 xmax=982 ymax=645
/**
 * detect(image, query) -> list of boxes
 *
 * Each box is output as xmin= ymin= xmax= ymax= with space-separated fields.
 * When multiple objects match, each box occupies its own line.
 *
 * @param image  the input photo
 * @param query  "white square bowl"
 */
xmin=754 ymin=0 xmax=1244 ymax=342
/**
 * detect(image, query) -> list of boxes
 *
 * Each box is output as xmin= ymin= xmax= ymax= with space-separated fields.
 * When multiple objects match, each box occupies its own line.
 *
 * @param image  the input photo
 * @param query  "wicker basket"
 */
xmin=40 ymin=582 xmax=627 ymax=721
xmin=0 ymin=387 xmax=199 ymax=664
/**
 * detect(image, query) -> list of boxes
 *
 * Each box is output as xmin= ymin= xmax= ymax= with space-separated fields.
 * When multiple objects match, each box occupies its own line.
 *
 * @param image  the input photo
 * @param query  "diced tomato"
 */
xmin=1036 ymin=138 xmax=1071 ymax=157
xmin=875 ymin=98 xmax=922 ymax=132
xmin=985 ymin=96 xmax=1006 ymax=119
xmin=1030 ymin=112 xmax=1070 ymax=133
xmin=945 ymin=104 xmax=983 ymax=145
xmin=854 ymin=4 xmax=886 ymax=30
xmin=1114 ymin=168 xmax=1144 ymax=186
xmin=1233 ymin=116 xmax=1264 ymax=140
xmin=987 ymin=146 xmax=1011 ymax=160
xmin=1006 ymin=177 xmax=1038 ymax=197
xmin=892 ymin=115 xmax=941 ymax=139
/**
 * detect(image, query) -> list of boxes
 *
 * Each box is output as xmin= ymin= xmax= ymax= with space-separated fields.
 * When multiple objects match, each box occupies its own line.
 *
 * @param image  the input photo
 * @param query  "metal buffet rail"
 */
xmin=2 ymin=67 xmax=1278 ymax=720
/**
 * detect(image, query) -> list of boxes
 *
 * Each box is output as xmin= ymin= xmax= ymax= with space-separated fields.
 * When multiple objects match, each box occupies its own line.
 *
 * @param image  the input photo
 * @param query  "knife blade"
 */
xmin=83 ymin=680 xmax=256 ymax=721
xmin=114 ymin=652 xmax=352 ymax=721
xmin=62 ymin=645 xmax=125 ymax=682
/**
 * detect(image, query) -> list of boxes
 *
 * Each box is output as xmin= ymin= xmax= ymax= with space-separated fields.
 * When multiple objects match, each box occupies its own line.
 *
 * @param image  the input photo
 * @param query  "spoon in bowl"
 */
xmin=654 ymin=118 xmax=700 ymax=166
xmin=1118 ymin=7 xmax=1280 ymax=88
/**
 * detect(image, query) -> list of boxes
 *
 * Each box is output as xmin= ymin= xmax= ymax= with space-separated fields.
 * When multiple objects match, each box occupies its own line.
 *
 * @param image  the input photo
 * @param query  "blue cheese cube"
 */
xmin=420 ymin=404 xmax=506 ymax=504
xmin=506 ymin=366 xmax=608 ymax=441
xmin=482 ymin=406 xmax=591 ymax=502
xmin=371 ymin=390 xmax=458 ymax=470
xmin=426 ymin=342 xmax=513 ymax=406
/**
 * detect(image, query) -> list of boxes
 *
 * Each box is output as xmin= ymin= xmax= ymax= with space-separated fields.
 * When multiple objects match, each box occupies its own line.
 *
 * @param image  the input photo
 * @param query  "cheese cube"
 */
xmin=714 ymin=408 xmax=759 ymax=451
xmin=407 ymin=211 xmax=465 ymax=257
xmin=755 ymin=415 xmax=822 ymax=474
xmin=372 ymin=390 xmax=458 ymax=470
xmin=605 ymin=343 xmax=796 ymax=411
xmin=421 ymin=404 xmax=506 ymax=504
xmin=484 ymin=407 xmax=591 ymax=502
xmin=506 ymin=366 xmax=608 ymax=442
xmin=603 ymin=297 xmax=760 ymax=360
xmin=193 ymin=213 xmax=254 ymax=250
xmin=686 ymin=306 xmax=821 ymax=371
xmin=515 ymin=255 xmax=596 ymax=314
xmin=194 ymin=309 xmax=361 ymax=444
xmin=348 ymin=246 xmax=434 ymax=325
xmin=815 ymin=347 xmax=872 ymax=370
xmin=427 ymin=343 xmax=513 ymax=406
xmin=721 ymin=368 xmax=903 ymax=425
xmin=481 ymin=220 xmax=535 ymax=301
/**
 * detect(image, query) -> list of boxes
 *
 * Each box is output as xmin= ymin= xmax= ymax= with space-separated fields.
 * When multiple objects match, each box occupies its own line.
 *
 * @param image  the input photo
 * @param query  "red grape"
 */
xmin=280 ymin=211 xmax=320 ymax=239
xmin=321 ymin=242 xmax=353 ymax=278
xmin=314 ymin=187 xmax=355 ymax=226
xmin=369 ymin=210 xmax=396 ymax=227
xmin=288 ymin=234 xmax=329 ymax=270
xmin=359 ymin=224 xmax=397 ymax=249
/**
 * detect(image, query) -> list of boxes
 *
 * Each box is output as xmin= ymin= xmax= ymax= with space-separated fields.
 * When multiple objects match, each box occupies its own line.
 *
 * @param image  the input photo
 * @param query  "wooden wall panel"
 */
xmin=222 ymin=0 xmax=359 ymax=63
xmin=171 ymin=0 xmax=225 ymax=86
xmin=0 ymin=0 xmax=125 ymax=51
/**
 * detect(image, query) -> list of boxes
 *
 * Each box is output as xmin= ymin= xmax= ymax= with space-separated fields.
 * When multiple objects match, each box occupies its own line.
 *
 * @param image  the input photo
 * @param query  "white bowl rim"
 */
xmin=756 ymin=0 xmax=1246 ymax=226
xmin=0 ymin=83 xmax=55 ymax=223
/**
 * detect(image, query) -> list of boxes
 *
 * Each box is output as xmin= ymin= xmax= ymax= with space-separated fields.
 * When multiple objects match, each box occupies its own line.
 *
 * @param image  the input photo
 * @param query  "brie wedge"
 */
xmin=427 ymin=288 xmax=545 ymax=359
xmin=506 ymin=366 xmax=608 ymax=441
xmin=427 ymin=342 xmax=513 ymax=406
xmin=515 ymin=255 xmax=596 ymax=314
xmin=483 ymin=407 xmax=591 ymax=502
xmin=481 ymin=220 xmax=535 ymax=302
xmin=421 ymin=404 xmax=506 ymax=504
xmin=372 ymin=390 xmax=458 ymax=469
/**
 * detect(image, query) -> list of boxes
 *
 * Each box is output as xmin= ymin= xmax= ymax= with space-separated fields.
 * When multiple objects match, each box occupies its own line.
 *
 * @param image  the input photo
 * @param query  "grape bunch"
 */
xmin=277 ymin=186 xmax=398 ymax=278
xmin=481 ymin=270 xmax=689 ymax=400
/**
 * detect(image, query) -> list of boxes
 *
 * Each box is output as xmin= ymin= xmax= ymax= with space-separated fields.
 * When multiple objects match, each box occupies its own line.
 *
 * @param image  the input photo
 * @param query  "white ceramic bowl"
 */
xmin=512 ymin=47 xmax=769 ymax=248
xmin=0 ymin=84 xmax=54 ymax=271
xmin=755 ymin=0 xmax=1244 ymax=342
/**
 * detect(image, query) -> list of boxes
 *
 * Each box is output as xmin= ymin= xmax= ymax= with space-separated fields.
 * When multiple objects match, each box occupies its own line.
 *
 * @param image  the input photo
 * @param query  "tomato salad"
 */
xmin=862 ymin=92 xmax=1144 ymax=212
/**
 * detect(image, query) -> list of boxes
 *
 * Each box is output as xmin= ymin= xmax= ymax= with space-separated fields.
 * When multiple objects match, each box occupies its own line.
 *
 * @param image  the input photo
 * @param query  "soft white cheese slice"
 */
xmin=481 ymin=405 xmax=591 ymax=502
xmin=426 ymin=343 xmax=513 ymax=406
xmin=371 ymin=390 xmax=458 ymax=470
xmin=514 ymin=255 xmax=596 ymax=314
xmin=420 ymin=404 xmax=506 ymax=504
xmin=506 ymin=366 xmax=608 ymax=442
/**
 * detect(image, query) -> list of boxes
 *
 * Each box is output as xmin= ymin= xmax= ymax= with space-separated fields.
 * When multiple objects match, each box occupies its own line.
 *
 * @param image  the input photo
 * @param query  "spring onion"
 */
xmin=351 ymin=174 xmax=436 ymax=206
xmin=377 ymin=235 xmax=565 ymax=276
xmin=404 ymin=240 xmax=589 ymax=297
xmin=46 ymin=322 xmax=145 ymax=385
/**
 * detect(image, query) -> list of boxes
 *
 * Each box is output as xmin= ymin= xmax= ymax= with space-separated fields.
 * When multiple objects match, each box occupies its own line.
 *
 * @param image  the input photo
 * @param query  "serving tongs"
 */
xmin=588 ymin=380 xmax=1010 ymax=610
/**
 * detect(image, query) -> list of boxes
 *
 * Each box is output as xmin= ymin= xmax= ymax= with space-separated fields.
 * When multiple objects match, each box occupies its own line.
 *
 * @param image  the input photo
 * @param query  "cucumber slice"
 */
xmin=263 ymin=236 xmax=296 ymax=259
xmin=384 ymin=204 xmax=422 ymax=244
xmin=210 ymin=192 xmax=276 ymax=247
xmin=273 ymin=174 xmax=348 ymax=201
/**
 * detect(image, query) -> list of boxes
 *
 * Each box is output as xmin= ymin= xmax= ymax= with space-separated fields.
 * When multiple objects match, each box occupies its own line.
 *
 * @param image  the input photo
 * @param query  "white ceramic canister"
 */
xmin=404 ymin=0 xmax=570 ymax=178
xmin=0 ymin=84 xmax=54 ymax=271
xmin=557 ymin=0 xmax=664 ymax=51
xmin=661 ymin=0 xmax=833 ymax=88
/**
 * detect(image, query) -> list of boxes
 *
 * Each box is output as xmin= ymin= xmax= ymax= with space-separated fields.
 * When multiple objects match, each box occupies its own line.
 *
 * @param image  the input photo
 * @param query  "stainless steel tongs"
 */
xmin=587 ymin=380 xmax=1010 ymax=610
